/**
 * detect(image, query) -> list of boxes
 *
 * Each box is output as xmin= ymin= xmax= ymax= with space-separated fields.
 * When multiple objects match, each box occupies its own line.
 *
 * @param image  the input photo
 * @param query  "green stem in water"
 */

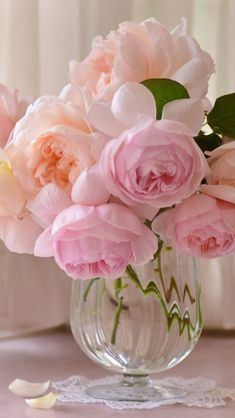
xmin=110 ymin=296 xmax=124 ymax=345
xmin=83 ymin=278 xmax=98 ymax=302
xmin=155 ymin=242 xmax=195 ymax=304
xmin=110 ymin=277 xmax=128 ymax=345
xmin=126 ymin=264 xmax=199 ymax=341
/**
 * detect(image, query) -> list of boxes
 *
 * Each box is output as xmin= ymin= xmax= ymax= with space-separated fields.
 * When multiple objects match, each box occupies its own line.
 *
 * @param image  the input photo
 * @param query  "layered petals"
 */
xmin=152 ymin=193 xmax=235 ymax=258
xmin=27 ymin=183 xmax=72 ymax=228
xmin=100 ymin=118 xmax=208 ymax=209
xmin=35 ymin=203 xmax=158 ymax=279
xmin=88 ymin=82 xmax=205 ymax=139
xmin=67 ymin=17 xmax=214 ymax=102
xmin=7 ymin=96 xmax=94 ymax=197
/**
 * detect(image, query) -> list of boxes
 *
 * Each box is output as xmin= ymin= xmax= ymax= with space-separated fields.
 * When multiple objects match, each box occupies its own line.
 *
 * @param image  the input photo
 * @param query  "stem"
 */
xmin=110 ymin=277 xmax=127 ymax=345
xmin=110 ymin=296 xmax=124 ymax=345
xmin=83 ymin=278 xmax=98 ymax=302
xmin=126 ymin=264 xmax=198 ymax=341
xmin=155 ymin=242 xmax=195 ymax=304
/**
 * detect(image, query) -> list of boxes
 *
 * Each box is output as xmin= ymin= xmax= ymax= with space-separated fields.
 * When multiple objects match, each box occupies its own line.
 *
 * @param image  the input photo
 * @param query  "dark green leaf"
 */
xmin=207 ymin=93 xmax=235 ymax=137
xmin=141 ymin=78 xmax=189 ymax=119
xmin=194 ymin=132 xmax=222 ymax=153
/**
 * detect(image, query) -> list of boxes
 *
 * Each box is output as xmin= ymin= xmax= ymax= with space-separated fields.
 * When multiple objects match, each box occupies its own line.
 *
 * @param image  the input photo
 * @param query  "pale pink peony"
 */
xmin=152 ymin=193 xmax=235 ymax=258
xmin=6 ymin=96 xmax=95 ymax=198
xmin=67 ymin=18 xmax=214 ymax=102
xmin=34 ymin=203 xmax=158 ymax=279
xmin=100 ymin=118 xmax=208 ymax=208
xmin=0 ymin=83 xmax=33 ymax=148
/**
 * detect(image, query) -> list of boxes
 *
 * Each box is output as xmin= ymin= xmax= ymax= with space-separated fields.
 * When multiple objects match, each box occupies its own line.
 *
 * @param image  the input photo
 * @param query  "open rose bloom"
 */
xmin=1 ymin=17 xmax=235 ymax=280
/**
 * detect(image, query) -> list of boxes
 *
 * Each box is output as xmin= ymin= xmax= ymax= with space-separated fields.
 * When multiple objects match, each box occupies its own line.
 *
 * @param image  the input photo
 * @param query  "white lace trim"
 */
xmin=52 ymin=375 xmax=235 ymax=410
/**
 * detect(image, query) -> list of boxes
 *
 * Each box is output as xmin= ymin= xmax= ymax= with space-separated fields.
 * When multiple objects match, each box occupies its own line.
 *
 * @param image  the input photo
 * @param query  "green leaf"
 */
xmin=194 ymin=132 xmax=222 ymax=153
xmin=141 ymin=78 xmax=189 ymax=119
xmin=207 ymin=93 xmax=235 ymax=137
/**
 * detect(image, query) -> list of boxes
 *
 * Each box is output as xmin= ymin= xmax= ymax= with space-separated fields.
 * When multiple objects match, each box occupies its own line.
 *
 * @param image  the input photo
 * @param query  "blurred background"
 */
xmin=0 ymin=0 xmax=234 ymax=102
xmin=0 ymin=0 xmax=235 ymax=336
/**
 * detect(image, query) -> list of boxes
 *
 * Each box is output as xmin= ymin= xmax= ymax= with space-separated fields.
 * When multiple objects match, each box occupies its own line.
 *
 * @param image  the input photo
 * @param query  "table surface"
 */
xmin=1 ymin=328 xmax=235 ymax=418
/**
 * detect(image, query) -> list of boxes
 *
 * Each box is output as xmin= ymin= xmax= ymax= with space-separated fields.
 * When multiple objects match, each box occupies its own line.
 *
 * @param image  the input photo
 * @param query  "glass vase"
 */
xmin=70 ymin=242 xmax=202 ymax=402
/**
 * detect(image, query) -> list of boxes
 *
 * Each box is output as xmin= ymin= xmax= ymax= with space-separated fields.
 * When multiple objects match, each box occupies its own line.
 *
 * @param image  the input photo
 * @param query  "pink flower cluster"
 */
xmin=1 ymin=18 xmax=234 ymax=280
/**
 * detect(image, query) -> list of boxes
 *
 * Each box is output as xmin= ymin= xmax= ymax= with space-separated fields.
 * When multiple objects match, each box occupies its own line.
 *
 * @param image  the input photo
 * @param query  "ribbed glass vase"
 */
xmin=70 ymin=242 xmax=202 ymax=402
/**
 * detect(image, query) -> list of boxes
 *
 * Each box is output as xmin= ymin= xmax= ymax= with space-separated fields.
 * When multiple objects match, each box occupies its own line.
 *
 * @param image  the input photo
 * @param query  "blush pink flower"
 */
xmin=207 ymin=141 xmax=235 ymax=186
xmin=0 ymin=83 xmax=33 ymax=148
xmin=67 ymin=18 xmax=214 ymax=102
xmin=0 ymin=210 xmax=42 ymax=254
xmin=27 ymin=183 xmax=72 ymax=228
xmin=100 ymin=118 xmax=208 ymax=208
xmin=34 ymin=203 xmax=158 ymax=279
xmin=200 ymin=142 xmax=235 ymax=205
xmin=152 ymin=193 xmax=235 ymax=258
xmin=0 ymin=150 xmax=42 ymax=253
xmin=7 ymin=96 xmax=95 ymax=198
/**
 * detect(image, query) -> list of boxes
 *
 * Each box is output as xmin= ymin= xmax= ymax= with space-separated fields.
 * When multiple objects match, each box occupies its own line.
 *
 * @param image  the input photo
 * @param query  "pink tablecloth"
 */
xmin=1 ymin=328 xmax=235 ymax=417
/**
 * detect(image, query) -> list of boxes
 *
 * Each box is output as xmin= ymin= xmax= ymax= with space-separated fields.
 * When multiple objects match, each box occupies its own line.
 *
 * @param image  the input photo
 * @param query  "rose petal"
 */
xmin=8 ymin=379 xmax=50 ymax=398
xmin=111 ymin=82 xmax=156 ymax=128
xmin=201 ymin=184 xmax=235 ymax=204
xmin=88 ymin=102 xmax=124 ymax=137
xmin=34 ymin=226 xmax=54 ymax=257
xmin=60 ymin=84 xmax=86 ymax=110
xmin=72 ymin=164 xmax=110 ymax=205
xmin=27 ymin=183 xmax=72 ymax=228
xmin=0 ymin=213 xmax=42 ymax=254
xmin=25 ymin=392 xmax=57 ymax=409
xmin=162 ymin=98 xmax=205 ymax=135
xmin=131 ymin=203 xmax=159 ymax=220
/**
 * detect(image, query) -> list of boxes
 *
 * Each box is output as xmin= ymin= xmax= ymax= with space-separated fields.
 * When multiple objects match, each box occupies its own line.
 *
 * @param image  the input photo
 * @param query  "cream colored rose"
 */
xmin=7 ymin=96 xmax=94 ymax=197
xmin=67 ymin=18 xmax=214 ymax=102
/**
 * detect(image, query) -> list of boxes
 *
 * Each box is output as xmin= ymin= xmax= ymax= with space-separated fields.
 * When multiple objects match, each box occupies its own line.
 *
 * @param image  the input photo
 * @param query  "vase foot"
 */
xmin=86 ymin=375 xmax=186 ymax=402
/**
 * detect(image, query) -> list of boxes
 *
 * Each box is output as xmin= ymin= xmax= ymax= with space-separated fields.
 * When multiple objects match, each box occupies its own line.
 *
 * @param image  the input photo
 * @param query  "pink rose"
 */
xmin=200 ymin=142 xmax=235 ymax=204
xmin=100 ymin=118 xmax=208 ymax=208
xmin=207 ymin=141 xmax=235 ymax=186
xmin=34 ymin=203 xmax=158 ymax=279
xmin=6 ymin=96 xmax=95 ymax=197
xmin=67 ymin=18 xmax=214 ymax=102
xmin=0 ymin=83 xmax=33 ymax=148
xmin=152 ymin=193 xmax=235 ymax=258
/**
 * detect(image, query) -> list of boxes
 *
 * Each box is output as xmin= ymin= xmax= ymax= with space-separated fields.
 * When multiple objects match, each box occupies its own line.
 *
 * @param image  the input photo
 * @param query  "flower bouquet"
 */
xmin=1 ymin=17 xmax=235 ymax=402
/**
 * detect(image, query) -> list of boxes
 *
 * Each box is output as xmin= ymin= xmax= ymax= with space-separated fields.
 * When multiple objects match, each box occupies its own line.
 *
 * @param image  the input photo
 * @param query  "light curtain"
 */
xmin=0 ymin=0 xmax=234 ymax=100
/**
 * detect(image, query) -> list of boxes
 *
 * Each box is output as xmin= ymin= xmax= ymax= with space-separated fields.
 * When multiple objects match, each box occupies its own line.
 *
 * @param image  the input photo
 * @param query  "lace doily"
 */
xmin=52 ymin=375 xmax=235 ymax=409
